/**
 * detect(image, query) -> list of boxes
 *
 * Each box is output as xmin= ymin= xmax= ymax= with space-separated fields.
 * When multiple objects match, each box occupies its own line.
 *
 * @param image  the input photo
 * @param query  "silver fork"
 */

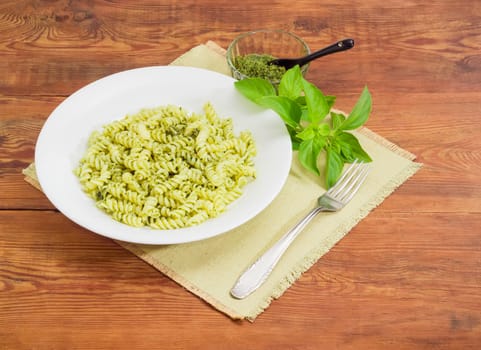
xmin=230 ymin=160 xmax=371 ymax=299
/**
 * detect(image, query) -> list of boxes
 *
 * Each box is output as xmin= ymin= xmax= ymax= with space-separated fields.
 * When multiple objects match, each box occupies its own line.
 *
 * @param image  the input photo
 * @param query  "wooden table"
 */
xmin=1 ymin=1 xmax=480 ymax=348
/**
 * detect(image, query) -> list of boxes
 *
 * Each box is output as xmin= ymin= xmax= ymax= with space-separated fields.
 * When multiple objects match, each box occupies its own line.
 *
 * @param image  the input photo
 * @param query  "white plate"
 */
xmin=35 ymin=66 xmax=292 ymax=245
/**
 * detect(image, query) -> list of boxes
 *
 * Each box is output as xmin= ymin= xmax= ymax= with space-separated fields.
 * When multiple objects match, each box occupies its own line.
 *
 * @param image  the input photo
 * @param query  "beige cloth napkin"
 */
xmin=23 ymin=41 xmax=422 ymax=321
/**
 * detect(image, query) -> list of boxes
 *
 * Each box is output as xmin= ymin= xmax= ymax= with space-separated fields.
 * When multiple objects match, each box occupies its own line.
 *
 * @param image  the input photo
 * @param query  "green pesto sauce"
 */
xmin=234 ymin=54 xmax=286 ymax=82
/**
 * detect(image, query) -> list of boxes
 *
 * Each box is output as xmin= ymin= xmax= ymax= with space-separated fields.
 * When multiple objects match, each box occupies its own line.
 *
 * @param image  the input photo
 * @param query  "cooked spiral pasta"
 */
xmin=74 ymin=103 xmax=257 ymax=229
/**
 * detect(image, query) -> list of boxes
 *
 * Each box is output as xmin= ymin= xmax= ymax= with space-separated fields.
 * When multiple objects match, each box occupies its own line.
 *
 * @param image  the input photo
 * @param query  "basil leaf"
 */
xmin=296 ymin=125 xmax=317 ymax=141
xmin=329 ymin=138 xmax=341 ymax=154
xmin=300 ymin=106 xmax=310 ymax=122
xmin=336 ymin=132 xmax=372 ymax=162
xmin=301 ymin=79 xmax=330 ymax=123
xmin=331 ymin=112 xmax=346 ymax=130
xmin=278 ymin=65 xmax=303 ymax=99
xmin=317 ymin=123 xmax=331 ymax=136
xmin=234 ymin=78 xmax=276 ymax=103
xmin=325 ymin=95 xmax=336 ymax=109
xmin=297 ymin=123 xmax=330 ymax=141
xmin=295 ymin=95 xmax=306 ymax=106
xmin=298 ymin=137 xmax=325 ymax=176
xmin=339 ymin=86 xmax=372 ymax=130
xmin=332 ymin=138 xmax=353 ymax=162
xmin=287 ymin=125 xmax=301 ymax=150
xmin=258 ymin=95 xmax=302 ymax=128
xmin=326 ymin=147 xmax=344 ymax=188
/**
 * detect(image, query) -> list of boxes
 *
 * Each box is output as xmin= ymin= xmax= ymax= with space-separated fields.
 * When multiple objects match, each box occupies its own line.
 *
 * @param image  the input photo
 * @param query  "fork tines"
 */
xmin=327 ymin=160 xmax=371 ymax=204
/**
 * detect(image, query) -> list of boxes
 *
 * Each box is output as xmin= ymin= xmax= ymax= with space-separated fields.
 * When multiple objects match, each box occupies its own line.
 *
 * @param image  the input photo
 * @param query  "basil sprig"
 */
xmin=234 ymin=65 xmax=372 ymax=188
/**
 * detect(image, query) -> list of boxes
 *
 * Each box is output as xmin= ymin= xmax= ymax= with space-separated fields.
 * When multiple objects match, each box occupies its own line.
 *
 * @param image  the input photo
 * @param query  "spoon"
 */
xmin=269 ymin=38 xmax=355 ymax=70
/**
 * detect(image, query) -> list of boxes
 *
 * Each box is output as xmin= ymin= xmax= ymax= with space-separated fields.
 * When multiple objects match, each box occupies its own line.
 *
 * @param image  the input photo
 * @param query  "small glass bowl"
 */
xmin=226 ymin=29 xmax=311 ymax=85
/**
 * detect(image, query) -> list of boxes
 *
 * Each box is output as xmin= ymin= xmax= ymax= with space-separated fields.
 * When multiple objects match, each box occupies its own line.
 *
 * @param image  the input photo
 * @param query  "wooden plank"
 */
xmin=0 ymin=210 xmax=480 ymax=348
xmin=0 ymin=1 xmax=479 ymax=95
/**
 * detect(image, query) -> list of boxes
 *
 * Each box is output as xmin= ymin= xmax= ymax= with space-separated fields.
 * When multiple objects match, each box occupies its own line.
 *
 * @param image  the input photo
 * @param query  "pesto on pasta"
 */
xmin=74 ymin=103 xmax=256 ymax=229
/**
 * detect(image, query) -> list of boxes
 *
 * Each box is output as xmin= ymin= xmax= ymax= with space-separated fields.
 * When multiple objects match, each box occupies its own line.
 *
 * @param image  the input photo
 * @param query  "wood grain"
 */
xmin=1 ymin=0 xmax=481 ymax=349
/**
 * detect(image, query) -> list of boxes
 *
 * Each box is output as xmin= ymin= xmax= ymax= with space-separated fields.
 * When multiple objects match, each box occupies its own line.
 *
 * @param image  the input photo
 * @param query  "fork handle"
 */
xmin=230 ymin=206 xmax=326 ymax=299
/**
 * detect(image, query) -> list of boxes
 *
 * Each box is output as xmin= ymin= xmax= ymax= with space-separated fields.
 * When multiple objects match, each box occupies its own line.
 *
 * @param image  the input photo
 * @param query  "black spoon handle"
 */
xmin=298 ymin=38 xmax=355 ymax=66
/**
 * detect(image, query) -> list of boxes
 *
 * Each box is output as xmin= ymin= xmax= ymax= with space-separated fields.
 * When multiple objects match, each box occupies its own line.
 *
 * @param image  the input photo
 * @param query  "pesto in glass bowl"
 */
xmin=227 ymin=29 xmax=310 ymax=85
